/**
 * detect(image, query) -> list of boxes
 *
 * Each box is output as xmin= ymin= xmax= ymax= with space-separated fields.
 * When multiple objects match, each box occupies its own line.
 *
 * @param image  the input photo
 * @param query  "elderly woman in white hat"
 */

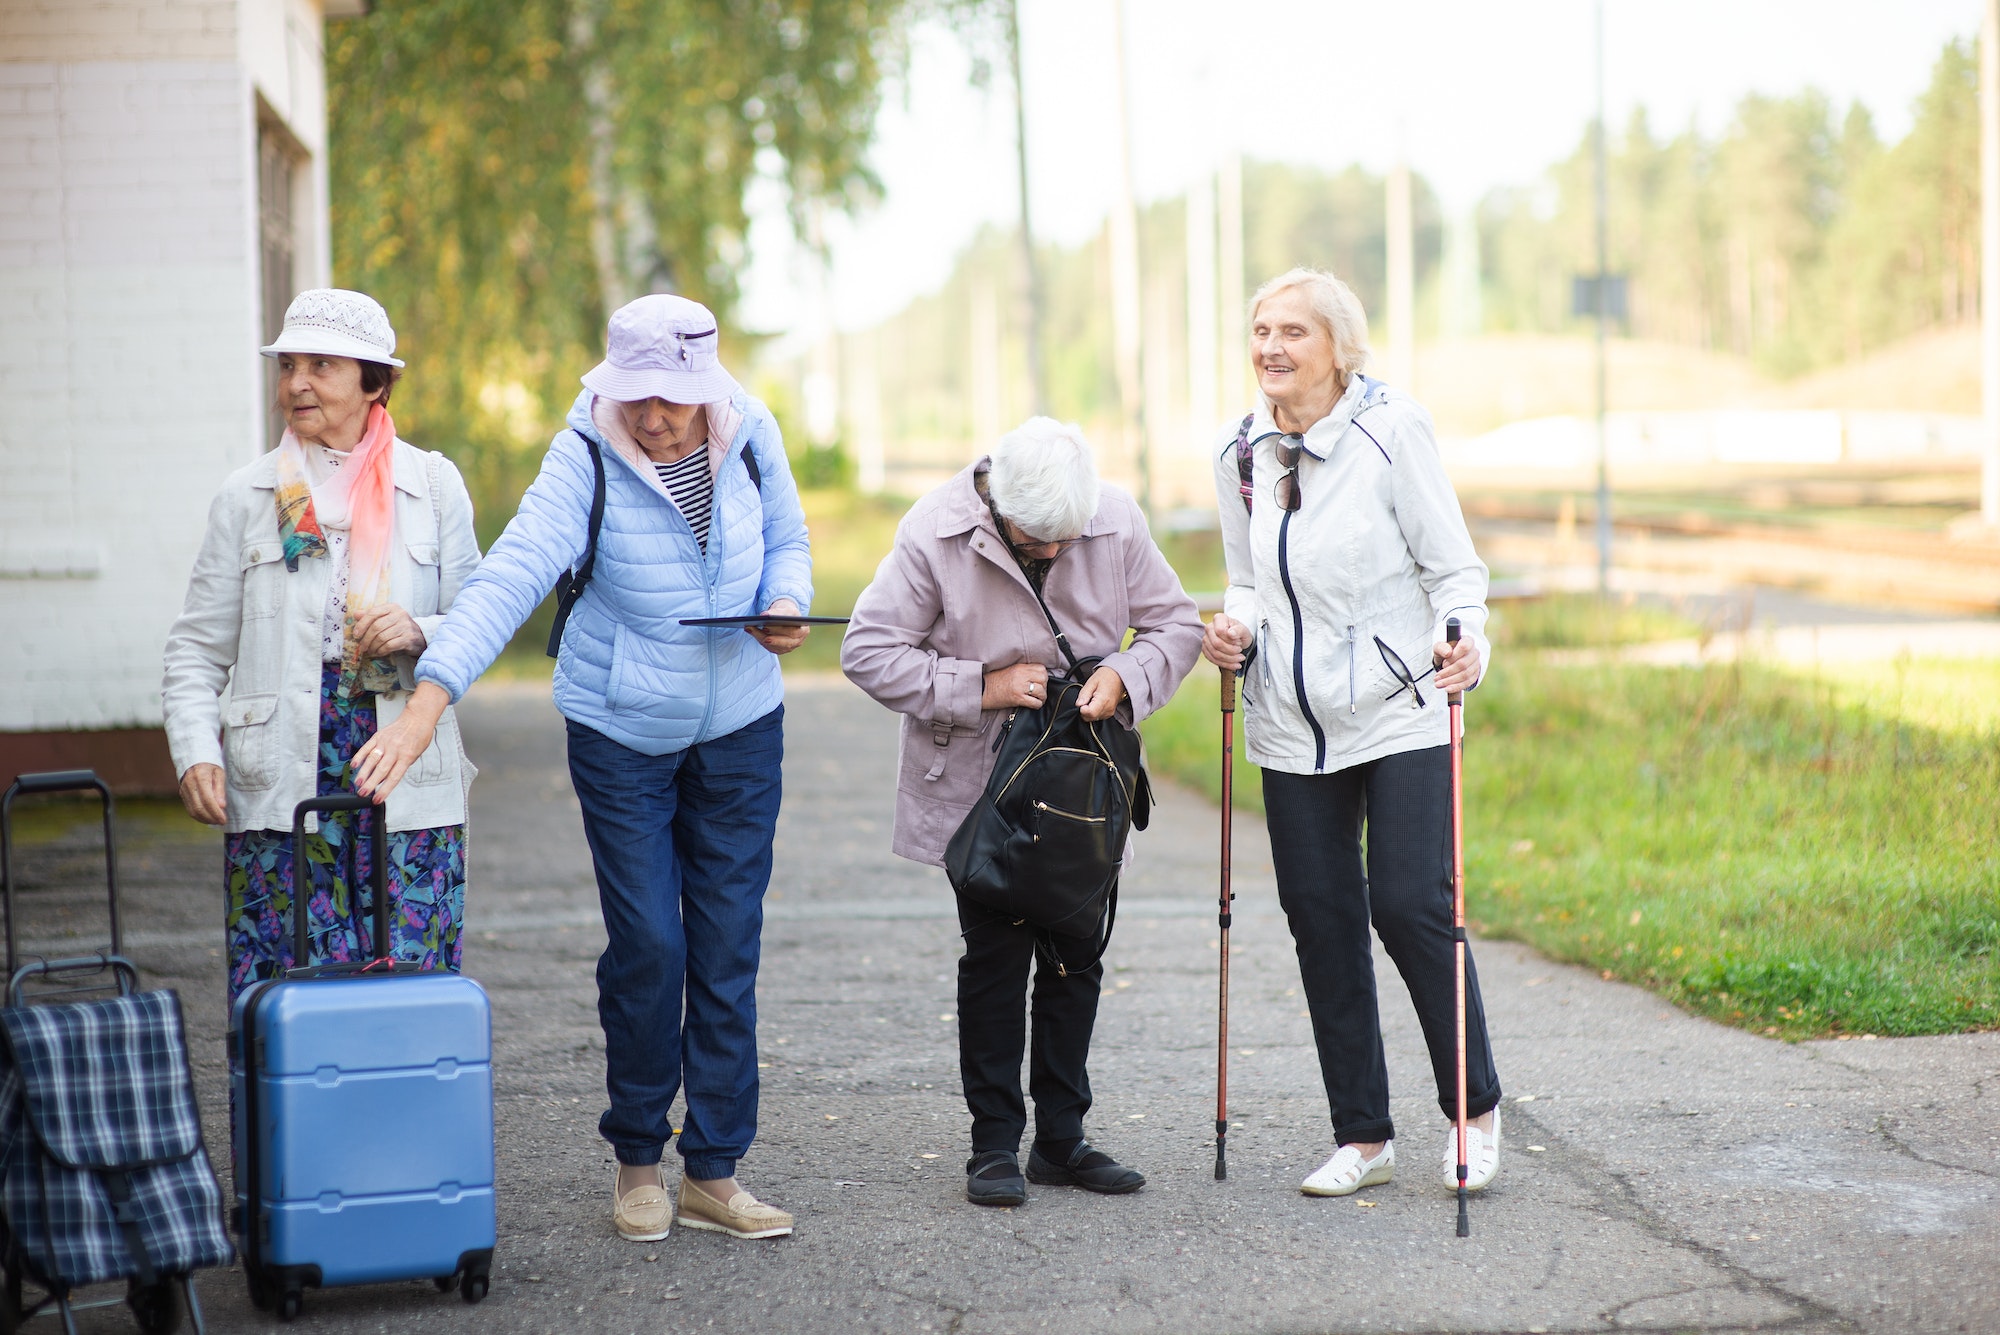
xmin=162 ymin=288 xmax=482 ymax=1000
xmin=353 ymin=294 xmax=812 ymax=1245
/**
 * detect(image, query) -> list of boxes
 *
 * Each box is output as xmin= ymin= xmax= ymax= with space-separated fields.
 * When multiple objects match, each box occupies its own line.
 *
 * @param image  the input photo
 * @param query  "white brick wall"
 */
xmin=1 ymin=0 xmax=334 ymax=733
xmin=0 ymin=1 xmax=236 ymax=63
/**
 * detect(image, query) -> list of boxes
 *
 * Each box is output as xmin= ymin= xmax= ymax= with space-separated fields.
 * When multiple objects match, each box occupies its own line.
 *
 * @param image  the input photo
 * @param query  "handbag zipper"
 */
xmin=1033 ymin=799 xmax=1106 ymax=823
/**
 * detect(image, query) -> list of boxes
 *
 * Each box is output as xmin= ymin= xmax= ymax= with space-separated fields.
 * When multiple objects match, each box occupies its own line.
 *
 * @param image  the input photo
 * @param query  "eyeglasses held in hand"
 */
xmin=1275 ymin=433 xmax=1305 ymax=512
xmin=1374 ymin=635 xmax=1437 ymax=709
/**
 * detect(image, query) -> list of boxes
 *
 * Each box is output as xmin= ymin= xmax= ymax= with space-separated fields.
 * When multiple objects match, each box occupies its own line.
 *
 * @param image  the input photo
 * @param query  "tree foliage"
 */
xmin=327 ymin=0 xmax=940 ymax=534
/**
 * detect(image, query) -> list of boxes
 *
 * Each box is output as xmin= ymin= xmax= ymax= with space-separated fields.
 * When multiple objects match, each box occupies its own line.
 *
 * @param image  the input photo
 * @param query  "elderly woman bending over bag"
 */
xmin=842 ymin=418 xmax=1202 ymax=1208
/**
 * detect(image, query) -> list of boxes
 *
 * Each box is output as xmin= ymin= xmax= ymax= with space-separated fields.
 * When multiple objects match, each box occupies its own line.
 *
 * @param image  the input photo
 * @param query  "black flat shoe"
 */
xmin=1026 ymin=1140 xmax=1145 ymax=1194
xmin=965 ymin=1150 xmax=1026 ymax=1207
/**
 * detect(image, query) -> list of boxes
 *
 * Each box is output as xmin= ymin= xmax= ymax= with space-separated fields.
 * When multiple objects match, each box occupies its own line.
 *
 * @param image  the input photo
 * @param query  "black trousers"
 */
xmin=1263 ymin=746 xmax=1501 ymax=1145
xmin=954 ymin=890 xmax=1106 ymax=1155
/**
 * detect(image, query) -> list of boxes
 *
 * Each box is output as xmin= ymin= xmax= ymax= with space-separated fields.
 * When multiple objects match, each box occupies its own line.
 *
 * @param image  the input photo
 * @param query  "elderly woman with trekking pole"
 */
xmin=1201 ymin=266 xmax=1503 ymax=1200
xmin=843 ymin=418 xmax=1203 ymax=1208
xmin=351 ymin=293 xmax=812 ymax=1245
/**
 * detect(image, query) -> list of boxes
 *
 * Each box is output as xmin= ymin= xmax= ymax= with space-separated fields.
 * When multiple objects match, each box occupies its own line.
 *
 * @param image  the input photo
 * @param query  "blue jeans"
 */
xmin=565 ymin=706 xmax=783 ymax=1179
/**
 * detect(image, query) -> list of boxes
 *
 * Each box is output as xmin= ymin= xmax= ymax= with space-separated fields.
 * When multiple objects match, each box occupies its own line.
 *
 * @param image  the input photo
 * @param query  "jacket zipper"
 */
xmin=1346 ymin=624 xmax=1358 ymax=714
xmin=1276 ymin=508 xmax=1327 ymax=771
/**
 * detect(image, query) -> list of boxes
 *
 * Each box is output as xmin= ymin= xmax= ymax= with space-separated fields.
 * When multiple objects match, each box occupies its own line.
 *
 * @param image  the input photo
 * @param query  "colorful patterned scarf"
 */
xmin=274 ymin=403 xmax=400 ymax=698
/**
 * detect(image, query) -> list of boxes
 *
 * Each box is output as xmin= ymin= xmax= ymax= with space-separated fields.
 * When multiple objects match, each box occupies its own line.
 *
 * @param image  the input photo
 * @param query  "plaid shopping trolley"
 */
xmin=0 ymin=772 xmax=231 ymax=1333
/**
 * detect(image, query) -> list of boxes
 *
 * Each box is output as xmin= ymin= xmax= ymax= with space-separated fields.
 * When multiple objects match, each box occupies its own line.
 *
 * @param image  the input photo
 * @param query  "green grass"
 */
xmin=1485 ymin=590 xmax=1700 ymax=649
xmin=1140 ymin=601 xmax=2000 ymax=1040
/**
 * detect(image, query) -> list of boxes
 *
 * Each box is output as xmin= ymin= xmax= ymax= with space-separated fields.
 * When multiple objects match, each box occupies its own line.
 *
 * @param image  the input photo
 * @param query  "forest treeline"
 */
xmin=854 ymin=35 xmax=1983 ymax=452
xmin=1487 ymin=36 xmax=1978 ymax=374
xmin=326 ymin=8 xmax=1981 ymax=512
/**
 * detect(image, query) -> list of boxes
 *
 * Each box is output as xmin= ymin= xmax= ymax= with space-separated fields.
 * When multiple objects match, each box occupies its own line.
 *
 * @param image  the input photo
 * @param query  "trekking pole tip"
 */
xmin=1456 ymin=1188 xmax=1470 ymax=1237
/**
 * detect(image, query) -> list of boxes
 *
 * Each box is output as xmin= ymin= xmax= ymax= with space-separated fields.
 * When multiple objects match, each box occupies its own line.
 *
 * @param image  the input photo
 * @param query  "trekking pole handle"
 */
xmin=1220 ymin=664 xmax=1236 ymax=713
xmin=1445 ymin=616 xmax=1463 ymax=707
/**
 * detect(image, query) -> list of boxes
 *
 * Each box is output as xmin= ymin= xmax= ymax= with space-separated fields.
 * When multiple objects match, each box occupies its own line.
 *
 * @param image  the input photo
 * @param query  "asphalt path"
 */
xmin=5 ymin=675 xmax=1996 ymax=1333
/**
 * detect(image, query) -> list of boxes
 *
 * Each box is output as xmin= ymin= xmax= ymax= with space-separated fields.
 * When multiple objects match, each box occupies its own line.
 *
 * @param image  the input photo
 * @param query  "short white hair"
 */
xmin=988 ymin=417 xmax=1101 ymax=542
xmin=1250 ymin=266 xmax=1371 ymax=377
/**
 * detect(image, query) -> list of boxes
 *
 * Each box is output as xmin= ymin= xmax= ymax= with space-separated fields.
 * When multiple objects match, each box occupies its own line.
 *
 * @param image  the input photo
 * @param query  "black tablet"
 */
xmin=678 ymin=615 xmax=852 ymax=628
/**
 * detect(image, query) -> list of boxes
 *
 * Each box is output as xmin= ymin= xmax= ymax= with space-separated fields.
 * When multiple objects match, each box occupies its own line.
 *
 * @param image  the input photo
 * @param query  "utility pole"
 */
xmin=1982 ymin=0 xmax=2000 ymax=525
xmin=1108 ymin=0 xmax=1148 ymax=513
xmin=1386 ymin=155 xmax=1414 ymax=392
xmin=1187 ymin=168 xmax=1218 ymax=452
xmin=1006 ymin=0 xmax=1047 ymax=417
xmin=1218 ymin=152 xmax=1246 ymax=414
xmin=1593 ymin=0 xmax=1613 ymax=593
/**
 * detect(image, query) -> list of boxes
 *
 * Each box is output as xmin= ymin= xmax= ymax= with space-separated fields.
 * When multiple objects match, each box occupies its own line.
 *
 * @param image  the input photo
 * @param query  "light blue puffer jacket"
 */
xmin=416 ymin=390 xmax=813 ymax=755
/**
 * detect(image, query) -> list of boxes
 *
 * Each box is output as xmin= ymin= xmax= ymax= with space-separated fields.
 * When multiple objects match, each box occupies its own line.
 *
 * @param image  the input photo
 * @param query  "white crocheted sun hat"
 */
xmin=259 ymin=288 xmax=405 ymax=367
xmin=581 ymin=293 xmax=738 ymax=404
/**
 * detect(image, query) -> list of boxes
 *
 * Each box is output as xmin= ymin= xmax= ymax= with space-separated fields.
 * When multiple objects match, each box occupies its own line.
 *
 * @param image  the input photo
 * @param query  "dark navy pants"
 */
xmin=1263 ymin=744 xmax=1501 ymax=1146
xmin=565 ymin=707 xmax=783 ymax=1179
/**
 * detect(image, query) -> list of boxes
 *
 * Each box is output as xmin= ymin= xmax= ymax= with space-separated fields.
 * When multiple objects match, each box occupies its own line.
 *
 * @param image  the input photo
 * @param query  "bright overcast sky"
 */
xmin=738 ymin=0 xmax=1984 ymax=343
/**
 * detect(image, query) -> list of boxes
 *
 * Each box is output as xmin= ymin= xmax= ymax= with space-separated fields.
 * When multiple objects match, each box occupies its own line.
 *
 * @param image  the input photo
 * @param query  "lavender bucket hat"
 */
xmin=582 ymin=294 xmax=739 ymax=404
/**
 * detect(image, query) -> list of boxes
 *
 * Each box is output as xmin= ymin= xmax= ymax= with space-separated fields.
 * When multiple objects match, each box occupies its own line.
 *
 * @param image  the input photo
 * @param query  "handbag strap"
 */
xmin=545 ymin=431 xmax=607 ymax=658
xmin=1024 ymin=570 xmax=1081 ymax=674
xmin=1033 ymin=881 xmax=1118 ymax=977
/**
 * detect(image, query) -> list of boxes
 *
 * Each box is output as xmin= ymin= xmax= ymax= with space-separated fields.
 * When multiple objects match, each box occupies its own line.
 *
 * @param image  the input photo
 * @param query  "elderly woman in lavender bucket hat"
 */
xmin=355 ymin=294 xmax=812 ymax=1245
xmin=163 ymin=288 xmax=482 ymax=1002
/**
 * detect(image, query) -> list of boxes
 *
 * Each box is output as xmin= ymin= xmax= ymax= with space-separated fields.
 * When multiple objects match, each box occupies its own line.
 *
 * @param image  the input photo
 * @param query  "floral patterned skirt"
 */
xmin=224 ymin=664 xmax=466 ymax=1000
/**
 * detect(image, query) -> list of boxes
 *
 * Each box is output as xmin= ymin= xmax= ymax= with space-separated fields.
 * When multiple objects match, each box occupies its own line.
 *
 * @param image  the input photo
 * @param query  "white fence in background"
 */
xmin=1441 ymin=411 xmax=1986 ymax=473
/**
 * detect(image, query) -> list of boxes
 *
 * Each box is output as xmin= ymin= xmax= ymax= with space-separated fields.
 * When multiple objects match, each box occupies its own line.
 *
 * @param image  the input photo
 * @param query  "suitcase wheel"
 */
xmin=277 ymin=1288 xmax=304 ymax=1322
xmin=433 ymin=1275 xmax=456 ymax=1293
xmin=459 ymin=1271 xmax=488 ymax=1305
xmin=126 ymin=1278 xmax=183 ymax=1335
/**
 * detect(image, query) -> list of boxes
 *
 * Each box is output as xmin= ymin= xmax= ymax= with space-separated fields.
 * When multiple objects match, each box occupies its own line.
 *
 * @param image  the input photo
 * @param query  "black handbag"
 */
xmin=942 ymin=582 xmax=1152 ymax=974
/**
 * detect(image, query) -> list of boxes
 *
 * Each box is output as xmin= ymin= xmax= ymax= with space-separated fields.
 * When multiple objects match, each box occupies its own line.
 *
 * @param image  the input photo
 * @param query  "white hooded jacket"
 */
xmin=1212 ymin=373 xmax=1492 ymax=776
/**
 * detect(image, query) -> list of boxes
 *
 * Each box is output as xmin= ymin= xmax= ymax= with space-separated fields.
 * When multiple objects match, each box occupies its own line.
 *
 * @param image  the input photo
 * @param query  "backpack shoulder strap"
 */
xmin=544 ymin=431 xmax=607 ymax=659
xmin=740 ymin=442 xmax=762 ymax=493
xmin=1233 ymin=413 xmax=1256 ymax=514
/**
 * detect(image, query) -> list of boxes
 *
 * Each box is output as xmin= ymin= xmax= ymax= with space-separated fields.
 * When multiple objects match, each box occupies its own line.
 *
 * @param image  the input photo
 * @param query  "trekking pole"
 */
xmin=1215 ymin=664 xmax=1237 ymax=1181
xmin=1446 ymin=616 xmax=1470 ymax=1238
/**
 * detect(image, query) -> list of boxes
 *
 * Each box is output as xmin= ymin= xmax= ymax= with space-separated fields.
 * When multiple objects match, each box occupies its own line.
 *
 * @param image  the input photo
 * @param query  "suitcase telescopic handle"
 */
xmin=290 ymin=794 xmax=391 ymax=972
xmin=1 ymin=770 xmax=121 ymax=977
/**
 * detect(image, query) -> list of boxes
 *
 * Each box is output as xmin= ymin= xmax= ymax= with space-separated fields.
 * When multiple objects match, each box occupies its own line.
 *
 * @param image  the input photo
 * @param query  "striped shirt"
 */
xmin=654 ymin=445 xmax=714 ymax=551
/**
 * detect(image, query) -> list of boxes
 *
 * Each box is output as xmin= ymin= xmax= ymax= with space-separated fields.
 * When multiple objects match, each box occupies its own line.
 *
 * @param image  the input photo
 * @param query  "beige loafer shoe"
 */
xmin=675 ymin=1179 xmax=794 ymax=1239
xmin=613 ymin=1166 xmax=673 ymax=1243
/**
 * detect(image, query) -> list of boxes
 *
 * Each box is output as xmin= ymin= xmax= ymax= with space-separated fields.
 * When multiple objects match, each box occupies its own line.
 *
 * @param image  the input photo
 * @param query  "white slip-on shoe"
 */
xmin=1441 ymin=1106 xmax=1500 ymax=1191
xmin=1300 ymin=1142 xmax=1395 ymax=1197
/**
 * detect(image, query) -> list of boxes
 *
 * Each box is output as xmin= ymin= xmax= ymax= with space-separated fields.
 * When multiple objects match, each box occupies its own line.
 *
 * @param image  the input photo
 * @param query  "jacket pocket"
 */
xmin=401 ymin=702 xmax=452 ymax=787
xmin=239 ymin=543 xmax=286 ymax=621
xmin=222 ymin=693 xmax=279 ymax=791
xmin=405 ymin=540 xmax=441 ymax=617
xmin=603 ymin=622 xmax=632 ymax=712
xmin=1361 ymin=623 xmax=1439 ymax=708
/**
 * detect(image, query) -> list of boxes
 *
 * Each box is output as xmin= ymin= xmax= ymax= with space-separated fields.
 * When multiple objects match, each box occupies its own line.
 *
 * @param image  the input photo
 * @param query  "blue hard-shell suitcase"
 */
xmin=229 ymin=794 xmax=494 ymax=1323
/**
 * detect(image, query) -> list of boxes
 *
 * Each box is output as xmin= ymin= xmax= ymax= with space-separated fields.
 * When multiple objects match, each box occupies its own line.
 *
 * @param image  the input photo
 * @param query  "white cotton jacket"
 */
xmin=161 ymin=439 xmax=482 ymax=833
xmin=1212 ymin=373 xmax=1492 ymax=776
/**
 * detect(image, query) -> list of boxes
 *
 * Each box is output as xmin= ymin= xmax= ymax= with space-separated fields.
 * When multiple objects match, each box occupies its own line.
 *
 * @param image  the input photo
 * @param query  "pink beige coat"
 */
xmin=841 ymin=460 xmax=1204 ymax=867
